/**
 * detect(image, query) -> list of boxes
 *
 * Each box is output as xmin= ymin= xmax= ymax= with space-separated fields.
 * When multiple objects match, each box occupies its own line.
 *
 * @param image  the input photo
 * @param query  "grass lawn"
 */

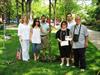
xmin=0 ymin=30 xmax=100 ymax=75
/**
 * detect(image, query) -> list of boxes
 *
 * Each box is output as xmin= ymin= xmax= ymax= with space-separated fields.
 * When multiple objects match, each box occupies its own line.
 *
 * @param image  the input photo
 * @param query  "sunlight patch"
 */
xmin=0 ymin=50 xmax=3 ymax=54
xmin=65 ymin=71 xmax=74 ymax=75
xmin=23 ymin=68 xmax=55 ymax=75
xmin=89 ymin=64 xmax=100 ymax=70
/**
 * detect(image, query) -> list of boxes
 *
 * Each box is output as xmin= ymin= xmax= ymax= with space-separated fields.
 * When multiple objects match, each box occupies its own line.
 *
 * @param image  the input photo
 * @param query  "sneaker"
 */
xmin=66 ymin=63 xmax=69 ymax=66
xmin=80 ymin=69 xmax=85 ymax=72
xmin=60 ymin=63 xmax=63 ymax=67
xmin=72 ymin=65 xmax=75 ymax=68
xmin=23 ymin=60 xmax=28 ymax=62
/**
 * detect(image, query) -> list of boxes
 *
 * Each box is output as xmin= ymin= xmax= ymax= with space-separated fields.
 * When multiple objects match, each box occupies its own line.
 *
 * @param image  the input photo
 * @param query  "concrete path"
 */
xmin=88 ymin=29 xmax=100 ymax=50
xmin=6 ymin=24 xmax=17 ymax=30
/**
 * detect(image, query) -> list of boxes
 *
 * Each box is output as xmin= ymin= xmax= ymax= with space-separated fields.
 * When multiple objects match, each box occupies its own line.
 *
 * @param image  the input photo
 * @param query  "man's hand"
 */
xmin=84 ymin=42 xmax=88 ymax=48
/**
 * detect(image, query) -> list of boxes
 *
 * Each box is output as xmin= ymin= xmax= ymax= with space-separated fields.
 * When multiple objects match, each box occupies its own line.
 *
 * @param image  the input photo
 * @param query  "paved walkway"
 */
xmin=6 ymin=24 xmax=17 ymax=30
xmin=88 ymin=29 xmax=100 ymax=50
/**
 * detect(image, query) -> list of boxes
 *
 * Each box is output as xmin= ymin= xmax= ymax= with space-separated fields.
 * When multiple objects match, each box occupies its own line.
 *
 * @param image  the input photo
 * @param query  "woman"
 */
xmin=56 ymin=21 xmax=72 ymax=67
xmin=30 ymin=18 xmax=41 ymax=61
xmin=18 ymin=16 xmax=30 ymax=61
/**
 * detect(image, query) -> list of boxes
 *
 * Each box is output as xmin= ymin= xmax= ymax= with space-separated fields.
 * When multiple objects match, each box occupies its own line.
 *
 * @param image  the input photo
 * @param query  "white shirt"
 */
xmin=18 ymin=23 xmax=23 ymax=36
xmin=18 ymin=23 xmax=30 ymax=40
xmin=32 ymin=27 xmax=41 ymax=43
xmin=67 ymin=20 xmax=76 ymax=30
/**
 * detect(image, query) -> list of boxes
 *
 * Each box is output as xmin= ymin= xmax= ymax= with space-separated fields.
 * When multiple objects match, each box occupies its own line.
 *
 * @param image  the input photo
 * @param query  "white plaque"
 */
xmin=60 ymin=41 xmax=69 ymax=46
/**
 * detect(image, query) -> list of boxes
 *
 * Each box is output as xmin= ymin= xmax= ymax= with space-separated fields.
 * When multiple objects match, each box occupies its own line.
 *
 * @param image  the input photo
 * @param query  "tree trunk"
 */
xmin=16 ymin=0 xmax=19 ymax=25
xmin=54 ymin=0 xmax=57 ymax=26
xmin=22 ymin=0 xmax=24 ymax=15
xmin=49 ymin=0 xmax=52 ymax=59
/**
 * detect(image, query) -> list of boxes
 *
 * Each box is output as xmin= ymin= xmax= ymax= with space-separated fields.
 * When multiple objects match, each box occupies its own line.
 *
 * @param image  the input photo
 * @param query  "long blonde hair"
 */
xmin=23 ymin=16 xmax=29 ymax=24
xmin=19 ymin=16 xmax=24 ymax=24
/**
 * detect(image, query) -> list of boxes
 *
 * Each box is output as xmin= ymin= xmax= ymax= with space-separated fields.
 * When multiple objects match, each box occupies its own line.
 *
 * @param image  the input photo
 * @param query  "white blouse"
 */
xmin=18 ymin=23 xmax=30 ymax=40
xmin=31 ymin=27 xmax=41 ymax=44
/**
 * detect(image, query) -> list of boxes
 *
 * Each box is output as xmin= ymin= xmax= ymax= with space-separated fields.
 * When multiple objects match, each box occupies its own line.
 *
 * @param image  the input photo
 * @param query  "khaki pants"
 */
xmin=41 ymin=35 xmax=49 ymax=49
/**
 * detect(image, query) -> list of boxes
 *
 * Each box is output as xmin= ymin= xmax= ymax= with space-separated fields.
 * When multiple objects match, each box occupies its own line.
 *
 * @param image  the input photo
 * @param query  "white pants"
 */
xmin=20 ymin=39 xmax=30 ymax=61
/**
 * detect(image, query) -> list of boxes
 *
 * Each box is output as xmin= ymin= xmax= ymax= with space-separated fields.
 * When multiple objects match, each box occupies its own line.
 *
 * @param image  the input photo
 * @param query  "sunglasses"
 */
xmin=36 ymin=21 xmax=39 ymax=22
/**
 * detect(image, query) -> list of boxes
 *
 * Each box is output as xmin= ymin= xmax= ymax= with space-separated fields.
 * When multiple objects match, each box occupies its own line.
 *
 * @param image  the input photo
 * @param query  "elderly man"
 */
xmin=70 ymin=16 xmax=88 ymax=72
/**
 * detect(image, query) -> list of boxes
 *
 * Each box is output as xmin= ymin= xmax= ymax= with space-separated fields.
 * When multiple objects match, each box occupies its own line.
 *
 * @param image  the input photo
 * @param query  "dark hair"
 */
xmin=67 ymin=13 xmax=72 ymax=17
xmin=41 ymin=15 xmax=46 ymax=18
xmin=61 ymin=21 xmax=67 ymax=28
xmin=32 ymin=18 xmax=40 ymax=28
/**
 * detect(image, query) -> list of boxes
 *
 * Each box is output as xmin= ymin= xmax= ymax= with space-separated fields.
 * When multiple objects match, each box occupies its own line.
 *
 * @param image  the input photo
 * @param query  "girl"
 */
xmin=30 ymin=18 xmax=41 ymax=61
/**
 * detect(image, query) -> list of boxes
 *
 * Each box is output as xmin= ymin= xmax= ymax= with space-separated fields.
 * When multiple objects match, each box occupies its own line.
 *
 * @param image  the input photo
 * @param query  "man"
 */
xmin=40 ymin=15 xmax=50 ymax=61
xmin=66 ymin=13 xmax=76 ymax=64
xmin=67 ymin=13 xmax=76 ymax=30
xmin=70 ymin=16 xmax=88 ymax=72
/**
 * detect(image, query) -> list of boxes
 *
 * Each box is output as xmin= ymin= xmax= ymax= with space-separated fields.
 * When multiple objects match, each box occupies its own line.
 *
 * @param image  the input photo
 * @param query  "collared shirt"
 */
xmin=70 ymin=24 xmax=88 ymax=49
xmin=40 ymin=22 xmax=49 ymax=35
xmin=67 ymin=20 xmax=76 ymax=30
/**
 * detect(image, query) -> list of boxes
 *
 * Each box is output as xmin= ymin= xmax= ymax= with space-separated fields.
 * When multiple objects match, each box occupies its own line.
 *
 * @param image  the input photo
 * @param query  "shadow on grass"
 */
xmin=0 ymin=31 xmax=100 ymax=75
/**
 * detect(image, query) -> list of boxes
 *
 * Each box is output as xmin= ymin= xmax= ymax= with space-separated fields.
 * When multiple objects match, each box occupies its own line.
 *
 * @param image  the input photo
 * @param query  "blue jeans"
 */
xmin=32 ymin=43 xmax=41 ymax=53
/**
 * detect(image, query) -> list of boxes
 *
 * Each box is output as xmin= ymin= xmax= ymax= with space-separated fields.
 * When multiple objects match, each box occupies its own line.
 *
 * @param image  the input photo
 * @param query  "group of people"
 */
xmin=18 ymin=15 xmax=49 ymax=62
xmin=56 ymin=13 xmax=88 ymax=72
xmin=18 ymin=13 xmax=88 ymax=72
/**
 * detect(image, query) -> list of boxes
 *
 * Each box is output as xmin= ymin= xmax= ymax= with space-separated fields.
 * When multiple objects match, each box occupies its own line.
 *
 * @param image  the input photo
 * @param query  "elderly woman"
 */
xmin=56 ymin=21 xmax=72 ymax=67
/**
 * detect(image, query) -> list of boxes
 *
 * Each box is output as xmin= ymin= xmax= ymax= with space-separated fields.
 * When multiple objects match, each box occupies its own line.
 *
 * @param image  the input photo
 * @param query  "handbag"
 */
xmin=16 ymin=39 xmax=22 ymax=60
xmin=16 ymin=48 xmax=22 ymax=60
xmin=73 ymin=25 xmax=81 ymax=42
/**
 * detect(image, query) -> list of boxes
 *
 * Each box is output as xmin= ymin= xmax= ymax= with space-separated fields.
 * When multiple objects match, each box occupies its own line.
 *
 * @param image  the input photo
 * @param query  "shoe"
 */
xmin=23 ymin=60 xmax=28 ymax=62
xmin=60 ymin=63 xmax=63 ymax=67
xmin=66 ymin=63 xmax=69 ymax=66
xmin=72 ymin=65 xmax=75 ymax=68
xmin=80 ymin=69 xmax=85 ymax=72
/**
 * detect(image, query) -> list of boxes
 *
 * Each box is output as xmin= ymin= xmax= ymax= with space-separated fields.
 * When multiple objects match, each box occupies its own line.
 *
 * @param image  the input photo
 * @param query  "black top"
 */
xmin=56 ymin=29 xmax=70 ymax=41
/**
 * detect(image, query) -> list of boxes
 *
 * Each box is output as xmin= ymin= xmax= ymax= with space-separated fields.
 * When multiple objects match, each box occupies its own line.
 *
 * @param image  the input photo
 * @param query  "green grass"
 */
xmin=0 ymin=30 xmax=100 ymax=75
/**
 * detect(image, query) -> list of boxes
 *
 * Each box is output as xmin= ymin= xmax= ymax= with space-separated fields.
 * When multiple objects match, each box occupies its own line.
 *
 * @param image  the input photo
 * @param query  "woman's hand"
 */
xmin=57 ymin=38 xmax=62 ymax=43
xmin=19 ymin=36 xmax=23 ymax=41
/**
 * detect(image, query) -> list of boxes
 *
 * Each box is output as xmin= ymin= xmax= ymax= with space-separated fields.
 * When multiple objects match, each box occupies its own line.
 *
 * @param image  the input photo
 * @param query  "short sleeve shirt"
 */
xmin=70 ymin=24 xmax=88 ymax=49
xmin=67 ymin=20 xmax=76 ymax=30
xmin=40 ymin=22 xmax=49 ymax=35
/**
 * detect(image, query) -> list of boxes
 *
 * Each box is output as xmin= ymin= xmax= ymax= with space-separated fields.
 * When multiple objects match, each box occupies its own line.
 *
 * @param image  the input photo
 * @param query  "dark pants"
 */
xmin=73 ymin=48 xmax=86 ymax=69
